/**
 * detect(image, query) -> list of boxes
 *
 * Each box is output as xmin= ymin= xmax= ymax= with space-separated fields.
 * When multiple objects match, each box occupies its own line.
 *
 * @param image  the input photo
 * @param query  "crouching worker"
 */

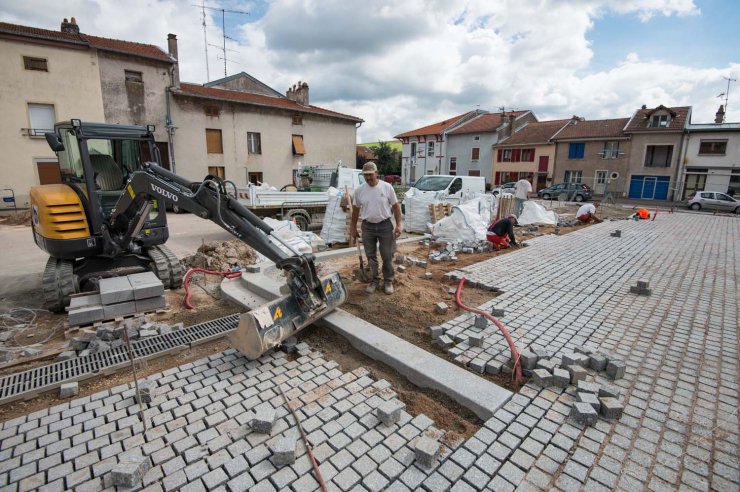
xmin=487 ymin=215 xmax=519 ymax=249
xmin=630 ymin=207 xmax=651 ymax=220
xmin=576 ymin=201 xmax=603 ymax=224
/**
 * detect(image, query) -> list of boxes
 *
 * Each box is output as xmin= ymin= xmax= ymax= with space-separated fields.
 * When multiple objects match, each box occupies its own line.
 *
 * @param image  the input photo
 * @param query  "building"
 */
xmin=676 ymin=106 xmax=740 ymax=199
xmin=622 ymin=105 xmax=691 ymax=200
xmin=394 ymin=111 xmax=482 ymax=185
xmin=551 ymin=117 xmax=631 ymax=196
xmin=492 ymin=119 xmax=570 ymax=191
xmin=446 ymin=111 xmax=536 ymax=184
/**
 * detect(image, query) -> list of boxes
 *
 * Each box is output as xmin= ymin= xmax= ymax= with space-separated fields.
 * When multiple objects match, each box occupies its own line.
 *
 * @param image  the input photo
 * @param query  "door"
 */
xmin=37 ymin=160 xmax=61 ymax=185
xmin=537 ymin=156 xmax=549 ymax=173
xmin=684 ymin=174 xmax=706 ymax=199
xmin=629 ymin=175 xmax=669 ymax=200
xmin=715 ymin=193 xmax=736 ymax=211
xmin=536 ymin=174 xmax=547 ymax=191
xmin=642 ymin=177 xmax=657 ymax=199
xmin=156 ymin=142 xmax=170 ymax=170
xmin=594 ymin=170 xmax=607 ymax=195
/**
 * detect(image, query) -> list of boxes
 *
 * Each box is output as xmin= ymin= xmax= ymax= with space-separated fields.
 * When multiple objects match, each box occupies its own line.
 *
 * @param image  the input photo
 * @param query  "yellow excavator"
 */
xmin=31 ymin=119 xmax=346 ymax=357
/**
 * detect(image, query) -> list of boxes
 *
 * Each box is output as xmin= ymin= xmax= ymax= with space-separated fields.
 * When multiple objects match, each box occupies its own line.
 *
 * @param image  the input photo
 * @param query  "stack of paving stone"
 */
xmin=428 ymin=240 xmax=492 ymax=263
xmin=67 ymin=272 xmax=166 ymax=327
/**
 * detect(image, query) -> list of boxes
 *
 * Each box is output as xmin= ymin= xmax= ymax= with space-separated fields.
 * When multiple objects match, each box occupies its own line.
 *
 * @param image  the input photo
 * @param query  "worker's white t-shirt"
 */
xmin=514 ymin=179 xmax=532 ymax=199
xmin=576 ymin=203 xmax=596 ymax=217
xmin=354 ymin=181 xmax=398 ymax=223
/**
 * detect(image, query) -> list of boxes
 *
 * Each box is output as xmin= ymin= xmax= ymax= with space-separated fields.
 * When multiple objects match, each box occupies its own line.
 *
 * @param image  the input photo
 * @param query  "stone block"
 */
xmin=576 ymin=392 xmax=600 ymax=412
xmin=490 ymin=308 xmax=505 ymax=318
xmin=469 ymin=333 xmax=484 ymax=348
xmin=139 ymin=329 xmax=158 ymax=337
xmin=111 ymin=457 xmax=151 ymax=488
xmin=436 ymin=335 xmax=454 ymax=350
xmin=429 ymin=326 xmax=444 ymax=340
xmin=553 ymin=368 xmax=570 ymax=388
xmin=56 ymin=351 xmax=76 ymax=361
xmin=137 ymin=381 xmax=154 ymax=404
xmin=485 ymin=360 xmax=503 ymax=375
xmin=377 ymin=400 xmax=406 ymax=425
xmin=576 ymin=381 xmax=600 ymax=394
xmin=567 ymin=365 xmax=588 ymax=384
xmin=88 ymin=340 xmax=111 ymax=354
xmin=0 ymin=351 xmax=13 ymax=362
xmin=532 ymin=369 xmax=553 ymax=387
xmin=253 ymin=407 xmax=276 ymax=434
xmin=588 ymin=353 xmax=608 ymax=372
xmin=573 ymin=346 xmax=594 ymax=356
xmin=532 ymin=347 xmax=551 ymax=359
xmin=69 ymin=294 xmax=102 ymax=310
xmin=281 ymin=336 xmax=298 ymax=353
xmin=96 ymin=325 xmax=114 ymax=341
xmin=271 ymin=436 xmax=297 ymax=466
xmin=60 ymin=382 xmax=79 ymax=398
xmin=473 ymin=315 xmax=487 ymax=329
xmin=99 ymin=276 xmax=134 ymax=305
xmin=394 ymin=256 xmax=405 ymax=264
xmin=23 ymin=347 xmax=42 ymax=357
xmin=435 ymin=303 xmax=449 ymax=315
xmin=128 ymin=272 xmax=165 ymax=300
xmin=598 ymin=398 xmax=624 ymax=420
xmin=470 ymin=358 xmax=486 ymax=373
xmin=135 ymin=296 xmax=167 ymax=313
xmin=68 ymin=305 xmax=105 ymax=327
xmin=606 ymin=359 xmax=626 ymax=380
xmin=103 ymin=301 xmax=137 ymax=320
xmin=570 ymin=402 xmax=598 ymax=426
xmin=519 ymin=349 xmax=538 ymax=370
xmin=244 ymin=265 xmax=260 ymax=273
xmin=425 ymin=272 xmax=433 ymax=280
xmin=397 ymin=265 xmax=406 ymax=273
xmin=536 ymin=358 xmax=558 ymax=373
xmin=610 ymin=230 xmax=621 ymax=238
xmin=414 ymin=436 xmax=440 ymax=468
xmin=598 ymin=384 xmax=621 ymax=399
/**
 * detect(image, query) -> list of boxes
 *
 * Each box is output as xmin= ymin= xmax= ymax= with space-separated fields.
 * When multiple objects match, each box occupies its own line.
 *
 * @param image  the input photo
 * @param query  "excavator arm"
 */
xmin=108 ymin=162 xmax=347 ymax=358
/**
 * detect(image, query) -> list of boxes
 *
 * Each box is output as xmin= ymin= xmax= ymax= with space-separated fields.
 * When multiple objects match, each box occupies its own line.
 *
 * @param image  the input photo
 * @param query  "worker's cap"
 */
xmin=508 ymin=214 xmax=518 ymax=220
xmin=362 ymin=162 xmax=378 ymax=175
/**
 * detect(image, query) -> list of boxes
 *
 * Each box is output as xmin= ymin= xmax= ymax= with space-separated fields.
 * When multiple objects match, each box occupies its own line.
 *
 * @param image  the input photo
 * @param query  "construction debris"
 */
xmin=182 ymin=239 xmax=258 ymax=271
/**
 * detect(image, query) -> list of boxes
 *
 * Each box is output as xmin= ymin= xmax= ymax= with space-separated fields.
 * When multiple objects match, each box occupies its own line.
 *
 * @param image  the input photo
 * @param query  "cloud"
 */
xmin=1 ymin=0 xmax=731 ymax=144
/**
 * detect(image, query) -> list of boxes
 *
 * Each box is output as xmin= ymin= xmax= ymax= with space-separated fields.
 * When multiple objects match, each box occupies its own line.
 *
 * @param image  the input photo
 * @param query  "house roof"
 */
xmin=552 ymin=118 xmax=630 ymax=140
xmin=687 ymin=122 xmax=740 ymax=131
xmin=448 ymin=111 xmax=530 ymax=135
xmin=0 ymin=21 xmax=173 ymax=63
xmin=394 ymin=112 xmax=475 ymax=139
xmin=174 ymin=83 xmax=363 ymax=123
xmin=496 ymin=119 xmax=571 ymax=146
xmin=624 ymin=106 xmax=691 ymax=132
xmin=356 ymin=146 xmax=377 ymax=159
xmin=205 ymin=72 xmax=284 ymax=98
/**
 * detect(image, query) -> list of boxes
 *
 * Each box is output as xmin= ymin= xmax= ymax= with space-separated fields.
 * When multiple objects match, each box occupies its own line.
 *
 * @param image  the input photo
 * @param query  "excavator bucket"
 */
xmin=228 ymin=272 xmax=347 ymax=359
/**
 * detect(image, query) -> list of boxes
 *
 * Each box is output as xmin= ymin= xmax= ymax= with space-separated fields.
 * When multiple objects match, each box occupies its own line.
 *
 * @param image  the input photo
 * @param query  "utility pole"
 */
xmin=721 ymin=75 xmax=736 ymax=121
xmin=200 ymin=2 xmax=210 ymax=81
xmin=193 ymin=4 xmax=249 ymax=78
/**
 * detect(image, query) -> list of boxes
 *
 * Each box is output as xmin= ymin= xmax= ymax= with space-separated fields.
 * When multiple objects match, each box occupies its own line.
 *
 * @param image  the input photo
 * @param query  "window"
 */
xmin=568 ymin=143 xmax=585 ymax=159
xmin=207 ymin=166 xmax=225 ymax=179
xmin=698 ymin=140 xmax=727 ymax=155
xmin=247 ymin=132 xmax=261 ymax=154
xmin=205 ymin=129 xmax=223 ymax=154
xmin=248 ymin=172 xmax=263 ymax=185
xmin=28 ymin=103 xmax=55 ymax=136
xmin=564 ymin=170 xmax=582 ymax=183
xmin=124 ymin=70 xmax=143 ymax=83
xmin=468 ymin=170 xmax=480 ymax=176
xmin=23 ymin=56 xmax=48 ymax=71
xmin=500 ymin=149 xmax=513 ymax=162
xmin=644 ymin=145 xmax=672 ymax=167
xmin=410 ymin=142 xmax=417 ymax=159
xmin=471 ymin=147 xmax=480 ymax=161
xmin=292 ymin=135 xmax=305 ymax=155
xmin=292 ymin=114 xmax=303 ymax=125
xmin=449 ymin=157 xmax=457 ymax=175
xmin=649 ymin=114 xmax=668 ymax=128
xmin=521 ymin=149 xmax=535 ymax=162
xmin=473 ymin=135 xmax=480 ymax=141
xmin=427 ymin=141 xmax=434 ymax=157
xmin=204 ymin=105 xmax=220 ymax=117
xmin=601 ymin=141 xmax=621 ymax=158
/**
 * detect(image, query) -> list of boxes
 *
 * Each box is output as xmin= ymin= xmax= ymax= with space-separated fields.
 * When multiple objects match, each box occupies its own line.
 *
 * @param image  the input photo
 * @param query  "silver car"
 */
xmin=686 ymin=191 xmax=739 ymax=213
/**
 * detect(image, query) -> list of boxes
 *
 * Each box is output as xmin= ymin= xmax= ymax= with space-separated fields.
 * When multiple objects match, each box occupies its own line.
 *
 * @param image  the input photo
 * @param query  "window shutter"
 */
xmin=471 ymin=148 xmax=480 ymax=160
xmin=495 ymin=172 xmax=501 ymax=185
xmin=28 ymin=104 xmax=55 ymax=136
xmin=512 ymin=149 xmax=521 ymax=162
xmin=497 ymin=149 xmax=503 ymax=161
xmin=206 ymin=129 xmax=223 ymax=154
xmin=292 ymin=135 xmax=305 ymax=155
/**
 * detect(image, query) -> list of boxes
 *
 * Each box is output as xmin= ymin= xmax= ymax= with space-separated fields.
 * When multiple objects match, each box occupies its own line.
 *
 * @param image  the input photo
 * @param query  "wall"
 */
xmin=553 ymin=139 xmax=632 ymax=196
xmin=446 ymin=133 xmax=495 ymax=182
xmin=493 ymin=143 xmax=558 ymax=186
xmin=0 ymin=39 xmax=105 ymax=207
xmin=679 ymin=130 xmax=740 ymax=196
xmin=400 ymin=136 xmax=444 ymax=184
xmin=97 ymin=51 xmax=171 ymax=145
xmin=624 ymin=133 xmax=681 ymax=197
xmin=170 ymin=96 xmax=356 ymax=187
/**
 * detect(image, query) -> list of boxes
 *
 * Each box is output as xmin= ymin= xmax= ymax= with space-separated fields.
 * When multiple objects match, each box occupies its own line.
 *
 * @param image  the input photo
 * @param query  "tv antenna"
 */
xmin=719 ymin=75 xmax=736 ymax=121
xmin=193 ymin=3 xmax=249 ymax=78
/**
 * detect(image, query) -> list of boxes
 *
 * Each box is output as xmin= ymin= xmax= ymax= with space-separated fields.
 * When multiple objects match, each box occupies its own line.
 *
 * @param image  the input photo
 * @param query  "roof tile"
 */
xmin=624 ymin=106 xmax=691 ymax=132
xmin=448 ymin=111 xmax=529 ymax=134
xmin=552 ymin=118 xmax=630 ymax=140
xmin=496 ymin=119 xmax=570 ymax=146
xmin=394 ymin=112 xmax=474 ymax=138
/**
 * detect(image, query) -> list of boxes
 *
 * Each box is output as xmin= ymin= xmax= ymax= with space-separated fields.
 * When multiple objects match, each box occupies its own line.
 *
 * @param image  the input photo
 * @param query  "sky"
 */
xmin=1 ymin=0 xmax=738 ymax=143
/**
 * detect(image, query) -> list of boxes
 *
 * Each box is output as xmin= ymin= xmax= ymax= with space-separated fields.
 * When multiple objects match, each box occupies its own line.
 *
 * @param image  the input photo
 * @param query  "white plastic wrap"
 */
xmin=430 ymin=196 xmax=495 ymax=242
xmin=262 ymin=217 xmax=325 ymax=255
xmin=403 ymin=188 xmax=441 ymax=233
xmin=517 ymin=201 xmax=558 ymax=225
xmin=319 ymin=187 xmax=350 ymax=244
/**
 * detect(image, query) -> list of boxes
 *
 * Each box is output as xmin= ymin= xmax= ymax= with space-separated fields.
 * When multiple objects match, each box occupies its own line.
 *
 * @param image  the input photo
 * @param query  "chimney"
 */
xmin=61 ymin=17 xmax=80 ymax=34
xmin=286 ymin=85 xmax=296 ymax=101
xmin=715 ymin=104 xmax=725 ymax=124
xmin=641 ymin=104 xmax=647 ymax=110
xmin=296 ymin=81 xmax=309 ymax=105
xmin=167 ymin=34 xmax=180 ymax=88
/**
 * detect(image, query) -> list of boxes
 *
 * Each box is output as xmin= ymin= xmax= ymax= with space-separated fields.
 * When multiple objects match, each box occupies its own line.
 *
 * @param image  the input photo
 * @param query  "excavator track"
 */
xmin=155 ymin=244 xmax=184 ymax=289
xmin=147 ymin=245 xmax=183 ymax=289
xmin=42 ymin=257 xmax=77 ymax=312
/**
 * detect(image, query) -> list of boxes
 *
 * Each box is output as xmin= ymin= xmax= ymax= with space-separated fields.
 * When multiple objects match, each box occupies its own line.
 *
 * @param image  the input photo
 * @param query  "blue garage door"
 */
xmin=629 ymin=175 xmax=670 ymax=200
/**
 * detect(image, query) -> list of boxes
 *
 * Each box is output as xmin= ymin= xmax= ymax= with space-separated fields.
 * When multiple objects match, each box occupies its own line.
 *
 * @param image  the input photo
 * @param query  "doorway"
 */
xmin=594 ymin=170 xmax=607 ymax=195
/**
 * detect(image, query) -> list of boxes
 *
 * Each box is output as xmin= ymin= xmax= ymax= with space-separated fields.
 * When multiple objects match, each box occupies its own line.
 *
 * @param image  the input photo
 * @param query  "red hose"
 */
xmin=183 ymin=267 xmax=242 ymax=309
xmin=455 ymin=277 xmax=523 ymax=384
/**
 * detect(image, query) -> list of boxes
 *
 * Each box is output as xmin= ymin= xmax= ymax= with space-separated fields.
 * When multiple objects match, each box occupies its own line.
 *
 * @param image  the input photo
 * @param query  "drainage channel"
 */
xmin=0 ymin=313 xmax=240 ymax=405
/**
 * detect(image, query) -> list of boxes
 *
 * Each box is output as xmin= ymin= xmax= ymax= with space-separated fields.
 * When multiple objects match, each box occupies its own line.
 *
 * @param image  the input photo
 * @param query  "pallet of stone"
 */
xmin=67 ymin=296 xmax=167 ymax=329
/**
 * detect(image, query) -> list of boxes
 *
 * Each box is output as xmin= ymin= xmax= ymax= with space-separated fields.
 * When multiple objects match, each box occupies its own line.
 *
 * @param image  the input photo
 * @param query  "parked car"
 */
xmin=491 ymin=182 xmax=516 ymax=196
xmin=537 ymin=183 xmax=592 ymax=202
xmin=686 ymin=191 xmax=739 ymax=213
xmin=383 ymin=174 xmax=402 ymax=184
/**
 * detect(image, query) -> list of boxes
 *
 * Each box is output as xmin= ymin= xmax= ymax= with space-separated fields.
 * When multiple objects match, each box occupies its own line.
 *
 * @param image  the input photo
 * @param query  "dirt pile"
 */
xmin=0 ymin=210 xmax=32 ymax=226
xmin=181 ymin=240 xmax=258 ymax=271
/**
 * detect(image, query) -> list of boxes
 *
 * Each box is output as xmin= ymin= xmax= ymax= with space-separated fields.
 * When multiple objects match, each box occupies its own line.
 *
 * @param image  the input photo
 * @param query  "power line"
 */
xmin=192 ymin=3 xmax=249 ymax=78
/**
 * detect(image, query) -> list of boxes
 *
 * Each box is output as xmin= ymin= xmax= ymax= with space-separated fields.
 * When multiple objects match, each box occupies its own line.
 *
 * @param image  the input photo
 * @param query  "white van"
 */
xmin=408 ymin=175 xmax=485 ymax=200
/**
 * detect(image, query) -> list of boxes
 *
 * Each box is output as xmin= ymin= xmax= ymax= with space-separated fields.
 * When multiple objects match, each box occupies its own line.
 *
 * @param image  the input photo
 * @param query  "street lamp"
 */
xmin=597 ymin=142 xmax=624 ymax=205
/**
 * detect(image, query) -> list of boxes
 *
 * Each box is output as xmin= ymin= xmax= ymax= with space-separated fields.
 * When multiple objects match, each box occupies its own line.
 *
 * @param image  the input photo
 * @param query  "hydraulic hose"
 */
xmin=455 ymin=277 xmax=523 ymax=384
xmin=183 ymin=268 xmax=242 ymax=309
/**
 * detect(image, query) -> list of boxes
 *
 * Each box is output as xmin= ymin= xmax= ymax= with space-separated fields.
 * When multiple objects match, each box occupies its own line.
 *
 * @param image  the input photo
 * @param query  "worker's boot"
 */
xmin=384 ymin=281 xmax=394 ymax=295
xmin=366 ymin=281 xmax=378 ymax=294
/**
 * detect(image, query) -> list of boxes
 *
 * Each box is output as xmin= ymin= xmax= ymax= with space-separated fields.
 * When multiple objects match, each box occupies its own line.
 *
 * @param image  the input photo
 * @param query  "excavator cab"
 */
xmin=31 ymin=120 xmax=181 ymax=311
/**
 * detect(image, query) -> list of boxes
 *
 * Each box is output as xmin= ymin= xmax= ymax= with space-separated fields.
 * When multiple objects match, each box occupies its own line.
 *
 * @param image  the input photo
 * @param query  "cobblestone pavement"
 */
xmin=0 ymin=213 xmax=738 ymax=491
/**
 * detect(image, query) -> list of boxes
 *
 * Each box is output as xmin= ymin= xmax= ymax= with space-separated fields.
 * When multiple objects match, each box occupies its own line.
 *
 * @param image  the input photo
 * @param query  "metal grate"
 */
xmin=0 ymin=313 xmax=239 ymax=405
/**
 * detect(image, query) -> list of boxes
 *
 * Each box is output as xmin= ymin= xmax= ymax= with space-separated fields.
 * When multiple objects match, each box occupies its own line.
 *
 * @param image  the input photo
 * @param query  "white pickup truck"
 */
xmin=235 ymin=167 xmax=364 ymax=230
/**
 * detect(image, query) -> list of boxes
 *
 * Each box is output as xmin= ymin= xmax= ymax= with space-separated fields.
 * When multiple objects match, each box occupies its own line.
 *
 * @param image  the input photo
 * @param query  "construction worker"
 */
xmin=514 ymin=175 xmax=533 ymax=216
xmin=486 ymin=215 xmax=519 ymax=249
xmin=576 ymin=201 xmax=603 ymax=224
xmin=632 ymin=207 xmax=651 ymax=219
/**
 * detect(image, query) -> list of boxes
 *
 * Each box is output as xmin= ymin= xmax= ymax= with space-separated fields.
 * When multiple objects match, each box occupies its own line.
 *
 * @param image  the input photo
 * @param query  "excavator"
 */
xmin=30 ymin=119 xmax=346 ymax=358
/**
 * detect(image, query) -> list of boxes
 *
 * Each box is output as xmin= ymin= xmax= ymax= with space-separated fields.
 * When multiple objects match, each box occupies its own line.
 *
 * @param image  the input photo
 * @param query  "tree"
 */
xmin=370 ymin=141 xmax=401 ymax=175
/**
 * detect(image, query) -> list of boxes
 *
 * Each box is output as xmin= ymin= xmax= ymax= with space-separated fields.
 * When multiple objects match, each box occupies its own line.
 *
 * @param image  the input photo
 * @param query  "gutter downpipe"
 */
xmin=675 ymin=128 xmax=690 ymax=201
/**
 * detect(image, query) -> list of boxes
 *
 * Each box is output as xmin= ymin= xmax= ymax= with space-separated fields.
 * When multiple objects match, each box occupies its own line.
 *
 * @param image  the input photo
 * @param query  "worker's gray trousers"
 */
xmin=515 ymin=198 xmax=526 ymax=216
xmin=362 ymin=218 xmax=396 ymax=283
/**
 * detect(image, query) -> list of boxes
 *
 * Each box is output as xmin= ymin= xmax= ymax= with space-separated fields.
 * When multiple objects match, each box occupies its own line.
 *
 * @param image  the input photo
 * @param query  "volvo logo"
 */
xmin=150 ymin=183 xmax=178 ymax=202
